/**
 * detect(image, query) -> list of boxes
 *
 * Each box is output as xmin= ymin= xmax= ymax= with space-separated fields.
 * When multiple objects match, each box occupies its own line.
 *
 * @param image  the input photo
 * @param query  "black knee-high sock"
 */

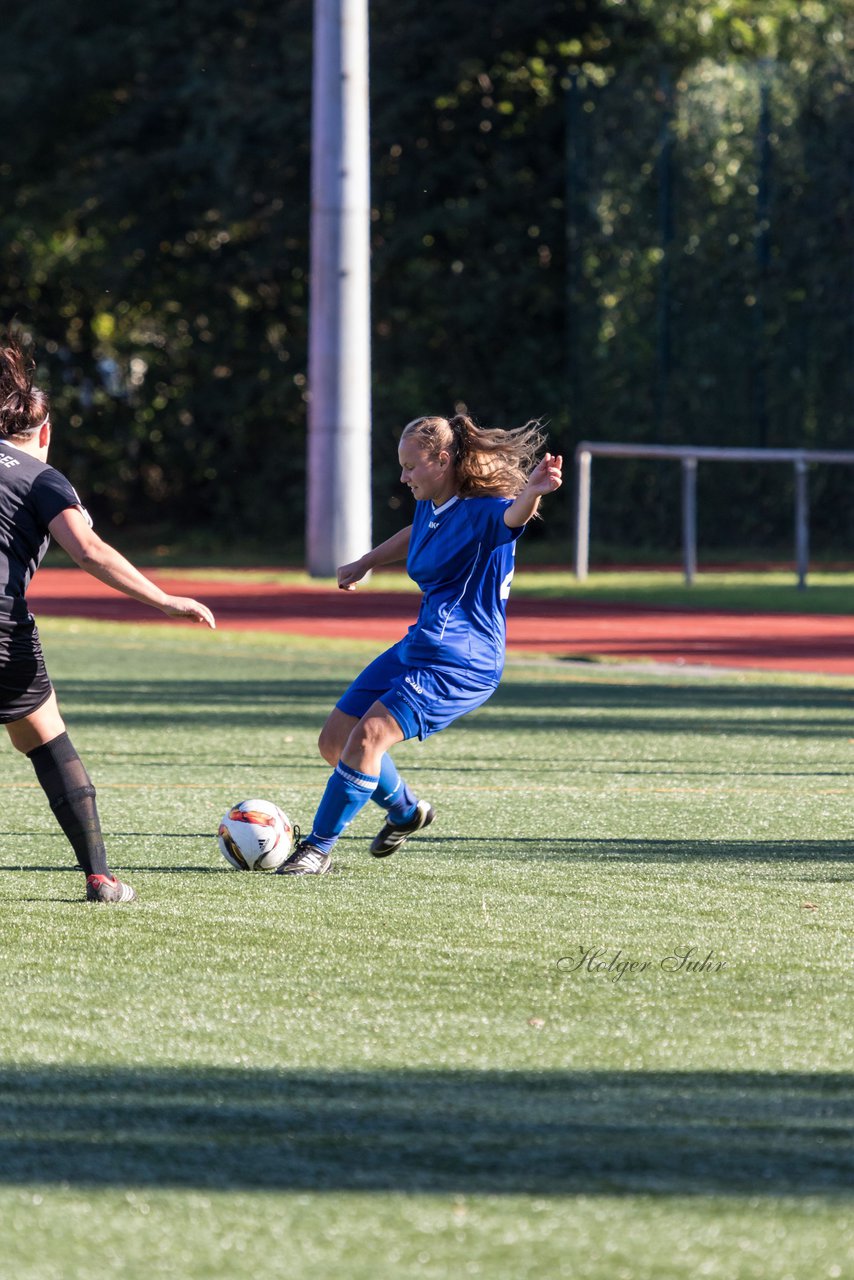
xmin=27 ymin=732 xmax=110 ymax=877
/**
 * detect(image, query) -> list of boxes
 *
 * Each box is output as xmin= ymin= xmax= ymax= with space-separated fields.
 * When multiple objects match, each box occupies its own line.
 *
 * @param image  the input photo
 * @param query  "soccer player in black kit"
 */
xmin=0 ymin=332 xmax=215 ymax=902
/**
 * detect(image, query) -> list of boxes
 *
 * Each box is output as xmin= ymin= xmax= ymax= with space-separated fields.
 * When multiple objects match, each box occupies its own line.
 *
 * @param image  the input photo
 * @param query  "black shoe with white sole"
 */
xmin=370 ymin=799 xmax=435 ymax=858
xmin=276 ymin=841 xmax=332 ymax=876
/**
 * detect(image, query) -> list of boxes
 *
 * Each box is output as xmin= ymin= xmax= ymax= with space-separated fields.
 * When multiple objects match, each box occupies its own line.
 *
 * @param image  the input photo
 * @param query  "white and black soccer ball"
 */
xmin=217 ymin=798 xmax=294 ymax=871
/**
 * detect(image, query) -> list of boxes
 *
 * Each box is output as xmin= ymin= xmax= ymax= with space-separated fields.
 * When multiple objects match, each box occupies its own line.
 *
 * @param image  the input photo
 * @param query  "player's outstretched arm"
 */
xmin=338 ymin=524 xmax=412 ymax=591
xmin=504 ymin=453 xmax=563 ymax=528
xmin=48 ymin=507 xmax=216 ymax=629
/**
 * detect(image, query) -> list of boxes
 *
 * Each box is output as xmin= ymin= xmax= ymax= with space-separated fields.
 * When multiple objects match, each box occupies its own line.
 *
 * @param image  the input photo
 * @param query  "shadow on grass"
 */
xmin=1 ymin=836 xmax=852 ymax=868
xmin=50 ymin=679 xmax=339 ymax=733
xmin=43 ymin=676 xmax=854 ymax=740
xmin=0 ymin=1067 xmax=849 ymax=1195
xmin=441 ymin=838 xmax=854 ymax=864
xmin=483 ymin=682 xmax=854 ymax=738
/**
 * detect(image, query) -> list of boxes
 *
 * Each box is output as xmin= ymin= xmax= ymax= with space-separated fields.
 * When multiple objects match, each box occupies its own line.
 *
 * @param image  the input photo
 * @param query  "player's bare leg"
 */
xmin=317 ymin=707 xmax=358 ymax=767
xmin=315 ymin=703 xmax=431 ymax=855
xmin=339 ymin=702 xmax=404 ymax=776
xmin=279 ymin=703 xmax=407 ymax=876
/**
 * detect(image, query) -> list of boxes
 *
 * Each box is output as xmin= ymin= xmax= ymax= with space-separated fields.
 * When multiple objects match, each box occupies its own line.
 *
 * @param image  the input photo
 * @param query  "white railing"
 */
xmin=573 ymin=442 xmax=854 ymax=589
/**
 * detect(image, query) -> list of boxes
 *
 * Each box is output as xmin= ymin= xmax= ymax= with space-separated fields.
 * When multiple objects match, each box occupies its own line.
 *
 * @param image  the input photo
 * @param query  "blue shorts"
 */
xmin=336 ymin=643 xmax=499 ymax=741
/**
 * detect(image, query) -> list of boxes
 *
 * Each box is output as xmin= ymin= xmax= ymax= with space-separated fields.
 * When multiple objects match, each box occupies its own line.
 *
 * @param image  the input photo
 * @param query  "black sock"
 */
xmin=27 ymin=732 xmax=110 ymax=877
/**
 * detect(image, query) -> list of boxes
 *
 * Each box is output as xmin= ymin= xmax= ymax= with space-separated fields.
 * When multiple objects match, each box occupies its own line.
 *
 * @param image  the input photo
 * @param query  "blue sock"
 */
xmin=373 ymin=753 xmax=418 ymax=826
xmin=308 ymin=761 xmax=380 ymax=855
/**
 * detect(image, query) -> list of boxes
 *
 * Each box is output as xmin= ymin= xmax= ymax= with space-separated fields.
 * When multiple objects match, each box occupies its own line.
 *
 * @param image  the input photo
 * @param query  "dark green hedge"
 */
xmin=2 ymin=1 xmax=851 ymax=554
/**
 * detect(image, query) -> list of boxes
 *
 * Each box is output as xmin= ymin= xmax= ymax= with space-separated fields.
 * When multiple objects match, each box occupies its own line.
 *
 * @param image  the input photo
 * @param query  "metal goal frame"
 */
xmin=573 ymin=441 xmax=854 ymax=589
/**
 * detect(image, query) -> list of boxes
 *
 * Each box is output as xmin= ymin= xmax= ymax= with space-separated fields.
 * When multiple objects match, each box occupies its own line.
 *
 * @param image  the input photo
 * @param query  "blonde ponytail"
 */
xmin=401 ymin=413 xmax=546 ymax=499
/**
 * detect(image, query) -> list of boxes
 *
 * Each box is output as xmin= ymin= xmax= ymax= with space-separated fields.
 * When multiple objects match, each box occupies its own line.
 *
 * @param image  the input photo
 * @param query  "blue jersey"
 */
xmin=399 ymin=494 xmax=524 ymax=681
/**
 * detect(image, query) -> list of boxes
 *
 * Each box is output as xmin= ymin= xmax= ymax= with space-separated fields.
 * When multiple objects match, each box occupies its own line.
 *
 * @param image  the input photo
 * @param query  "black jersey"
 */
xmin=0 ymin=441 xmax=84 ymax=626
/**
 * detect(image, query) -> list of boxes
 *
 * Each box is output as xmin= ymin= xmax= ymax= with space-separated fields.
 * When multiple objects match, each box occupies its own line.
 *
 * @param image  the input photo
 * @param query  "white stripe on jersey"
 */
xmin=437 ymin=541 xmax=483 ymax=643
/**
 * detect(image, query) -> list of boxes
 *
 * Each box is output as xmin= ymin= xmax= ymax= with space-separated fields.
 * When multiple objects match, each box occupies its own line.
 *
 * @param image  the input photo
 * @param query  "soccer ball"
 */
xmin=217 ymin=799 xmax=294 ymax=871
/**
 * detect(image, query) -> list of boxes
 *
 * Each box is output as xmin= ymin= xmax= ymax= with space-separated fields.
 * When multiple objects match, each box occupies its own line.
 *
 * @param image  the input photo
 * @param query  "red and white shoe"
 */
xmin=85 ymin=874 xmax=137 ymax=904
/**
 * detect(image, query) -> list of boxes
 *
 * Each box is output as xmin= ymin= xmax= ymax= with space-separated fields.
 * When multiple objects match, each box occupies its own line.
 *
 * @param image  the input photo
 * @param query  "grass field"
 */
xmin=0 ymin=619 xmax=851 ymax=1279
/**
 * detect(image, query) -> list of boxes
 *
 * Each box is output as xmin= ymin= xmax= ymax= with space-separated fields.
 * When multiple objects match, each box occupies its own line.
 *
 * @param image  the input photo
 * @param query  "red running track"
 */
xmin=26 ymin=568 xmax=854 ymax=675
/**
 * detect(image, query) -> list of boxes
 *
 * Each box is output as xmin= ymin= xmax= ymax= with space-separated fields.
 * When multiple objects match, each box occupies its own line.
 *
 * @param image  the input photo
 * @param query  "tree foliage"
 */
xmin=1 ymin=0 xmax=851 ymax=554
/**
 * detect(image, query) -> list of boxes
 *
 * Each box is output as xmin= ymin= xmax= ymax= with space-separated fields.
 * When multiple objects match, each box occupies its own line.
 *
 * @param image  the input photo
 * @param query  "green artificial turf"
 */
xmin=511 ymin=567 xmax=854 ymax=613
xmin=0 ymin=621 xmax=851 ymax=1279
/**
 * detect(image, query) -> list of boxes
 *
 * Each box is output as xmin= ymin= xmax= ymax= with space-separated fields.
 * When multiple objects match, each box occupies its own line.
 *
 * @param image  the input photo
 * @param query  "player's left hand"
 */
xmin=527 ymin=453 xmax=563 ymax=495
xmin=160 ymin=596 xmax=217 ymax=628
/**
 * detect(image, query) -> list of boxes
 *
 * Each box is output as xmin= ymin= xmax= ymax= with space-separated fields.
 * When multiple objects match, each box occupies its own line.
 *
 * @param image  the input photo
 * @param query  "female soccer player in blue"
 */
xmin=0 ymin=332 xmax=215 ymax=903
xmin=278 ymin=412 xmax=563 ymax=875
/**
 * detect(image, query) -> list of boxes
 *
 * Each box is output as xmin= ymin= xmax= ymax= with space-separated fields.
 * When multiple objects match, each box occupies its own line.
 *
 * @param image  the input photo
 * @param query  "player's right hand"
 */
xmin=337 ymin=559 xmax=369 ymax=591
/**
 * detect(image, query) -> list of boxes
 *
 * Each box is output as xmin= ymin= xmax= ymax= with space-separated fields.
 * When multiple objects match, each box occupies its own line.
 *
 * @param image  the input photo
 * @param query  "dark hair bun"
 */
xmin=0 ymin=333 xmax=48 ymax=439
